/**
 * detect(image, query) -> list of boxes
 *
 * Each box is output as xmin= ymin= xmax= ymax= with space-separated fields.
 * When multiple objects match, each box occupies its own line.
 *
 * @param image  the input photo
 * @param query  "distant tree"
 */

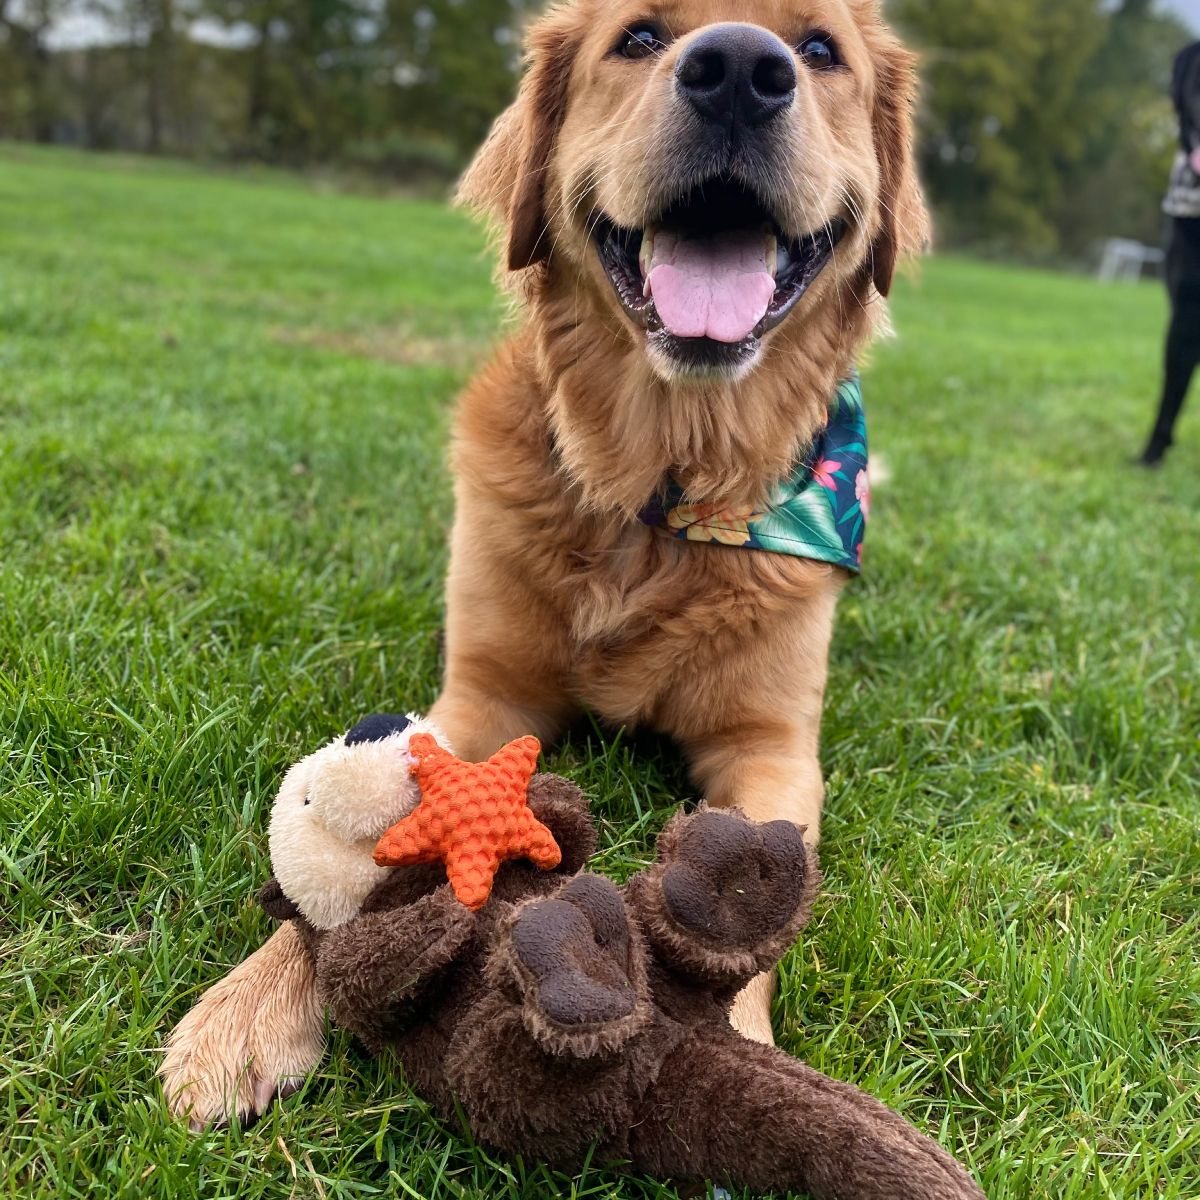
xmin=141 ymin=0 xmax=177 ymax=152
xmin=893 ymin=0 xmax=1192 ymax=254
xmin=195 ymin=0 xmax=383 ymax=160
xmin=87 ymin=0 xmax=189 ymax=152
xmin=0 ymin=0 xmax=70 ymax=141
xmin=383 ymin=0 xmax=531 ymax=153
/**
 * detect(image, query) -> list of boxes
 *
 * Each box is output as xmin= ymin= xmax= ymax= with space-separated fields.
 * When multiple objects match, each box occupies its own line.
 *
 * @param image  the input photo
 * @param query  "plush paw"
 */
xmin=160 ymin=924 xmax=326 ymax=1129
xmin=660 ymin=810 xmax=811 ymax=951
xmin=507 ymin=874 xmax=647 ymax=1053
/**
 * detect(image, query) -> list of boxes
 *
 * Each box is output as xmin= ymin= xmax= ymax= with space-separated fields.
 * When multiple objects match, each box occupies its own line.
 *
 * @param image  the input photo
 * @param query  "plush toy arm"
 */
xmin=525 ymin=774 xmax=597 ymax=876
xmin=624 ymin=808 xmax=818 ymax=992
xmin=258 ymin=878 xmax=303 ymax=922
xmin=314 ymin=887 xmax=476 ymax=1052
xmin=634 ymin=1032 xmax=986 ymax=1200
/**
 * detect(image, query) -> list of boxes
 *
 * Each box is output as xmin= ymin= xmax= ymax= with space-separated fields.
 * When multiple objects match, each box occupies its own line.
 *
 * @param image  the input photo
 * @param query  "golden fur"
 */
xmin=162 ymin=0 xmax=925 ymax=1123
xmin=434 ymin=0 xmax=924 ymax=832
xmin=158 ymin=921 xmax=325 ymax=1130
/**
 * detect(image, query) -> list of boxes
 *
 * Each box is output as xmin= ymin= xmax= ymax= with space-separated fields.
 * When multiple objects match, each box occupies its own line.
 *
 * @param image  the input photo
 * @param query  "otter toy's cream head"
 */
xmin=267 ymin=713 xmax=452 ymax=930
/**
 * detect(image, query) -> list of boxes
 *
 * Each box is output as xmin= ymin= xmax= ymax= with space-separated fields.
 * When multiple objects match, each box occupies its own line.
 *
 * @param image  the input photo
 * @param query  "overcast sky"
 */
xmin=1169 ymin=0 xmax=1200 ymax=31
xmin=41 ymin=0 xmax=1200 ymax=52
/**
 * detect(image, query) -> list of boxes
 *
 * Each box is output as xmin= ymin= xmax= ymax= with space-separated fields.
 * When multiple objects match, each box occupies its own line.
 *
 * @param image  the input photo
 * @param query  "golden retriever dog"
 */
xmin=161 ymin=0 xmax=926 ymax=1127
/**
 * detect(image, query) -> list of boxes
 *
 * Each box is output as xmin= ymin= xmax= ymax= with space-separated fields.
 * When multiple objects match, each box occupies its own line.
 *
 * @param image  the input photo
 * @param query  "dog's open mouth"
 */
xmin=593 ymin=178 xmax=847 ymax=354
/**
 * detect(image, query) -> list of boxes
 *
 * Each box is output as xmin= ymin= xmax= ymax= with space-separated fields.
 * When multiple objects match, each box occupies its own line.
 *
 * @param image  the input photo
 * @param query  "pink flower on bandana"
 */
xmin=855 ymin=468 xmax=871 ymax=519
xmin=812 ymin=458 xmax=842 ymax=491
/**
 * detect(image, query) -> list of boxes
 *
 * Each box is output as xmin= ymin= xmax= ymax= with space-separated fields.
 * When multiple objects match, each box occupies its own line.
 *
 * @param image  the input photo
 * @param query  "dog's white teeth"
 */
xmin=764 ymin=228 xmax=778 ymax=278
xmin=639 ymin=225 xmax=657 ymax=290
xmin=776 ymin=242 xmax=793 ymax=276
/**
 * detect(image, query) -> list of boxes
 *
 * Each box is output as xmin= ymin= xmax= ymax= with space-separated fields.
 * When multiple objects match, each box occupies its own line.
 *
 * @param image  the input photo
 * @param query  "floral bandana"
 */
xmin=638 ymin=375 xmax=869 ymax=573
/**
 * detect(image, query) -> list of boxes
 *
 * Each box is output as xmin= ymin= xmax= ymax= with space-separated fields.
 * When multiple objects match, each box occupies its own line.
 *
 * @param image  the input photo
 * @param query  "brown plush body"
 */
xmin=262 ymin=778 xmax=983 ymax=1200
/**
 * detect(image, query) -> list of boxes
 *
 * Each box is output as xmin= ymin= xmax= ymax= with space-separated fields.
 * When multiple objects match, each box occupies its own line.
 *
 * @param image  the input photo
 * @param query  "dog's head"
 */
xmin=460 ymin=0 xmax=926 ymax=384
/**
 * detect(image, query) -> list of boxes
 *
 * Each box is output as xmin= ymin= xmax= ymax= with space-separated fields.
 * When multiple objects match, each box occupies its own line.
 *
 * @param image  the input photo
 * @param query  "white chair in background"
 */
xmin=1098 ymin=238 xmax=1165 ymax=283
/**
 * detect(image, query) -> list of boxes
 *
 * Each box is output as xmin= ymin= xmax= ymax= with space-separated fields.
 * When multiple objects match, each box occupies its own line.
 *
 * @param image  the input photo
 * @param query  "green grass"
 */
xmin=1 ymin=142 xmax=1198 ymax=1200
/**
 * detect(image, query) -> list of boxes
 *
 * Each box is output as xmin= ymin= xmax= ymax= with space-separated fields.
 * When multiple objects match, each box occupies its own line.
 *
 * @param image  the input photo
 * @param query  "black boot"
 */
xmin=1136 ymin=433 xmax=1171 ymax=468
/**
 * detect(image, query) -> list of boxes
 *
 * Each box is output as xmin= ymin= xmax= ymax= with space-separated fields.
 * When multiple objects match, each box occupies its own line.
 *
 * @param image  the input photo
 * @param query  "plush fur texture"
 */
xmin=159 ymin=0 xmax=931 ymax=1124
xmin=270 ymin=791 xmax=982 ymax=1200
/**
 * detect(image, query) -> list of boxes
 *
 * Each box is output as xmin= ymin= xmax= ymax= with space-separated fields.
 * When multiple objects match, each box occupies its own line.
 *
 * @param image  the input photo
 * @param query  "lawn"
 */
xmin=1 ymin=143 xmax=1198 ymax=1200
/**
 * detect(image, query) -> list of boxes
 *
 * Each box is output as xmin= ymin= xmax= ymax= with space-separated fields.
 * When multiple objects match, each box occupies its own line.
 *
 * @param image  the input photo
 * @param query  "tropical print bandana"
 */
xmin=638 ymin=375 xmax=869 ymax=573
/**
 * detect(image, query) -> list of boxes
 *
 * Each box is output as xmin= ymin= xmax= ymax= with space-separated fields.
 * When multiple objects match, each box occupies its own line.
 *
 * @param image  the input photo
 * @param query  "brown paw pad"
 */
xmin=511 ymin=877 xmax=637 ymax=1028
xmin=662 ymin=811 xmax=808 ymax=946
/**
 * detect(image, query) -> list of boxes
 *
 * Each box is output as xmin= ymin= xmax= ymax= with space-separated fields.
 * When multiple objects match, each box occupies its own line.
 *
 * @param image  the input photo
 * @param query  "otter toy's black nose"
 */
xmin=676 ymin=23 xmax=796 ymax=130
xmin=345 ymin=713 xmax=412 ymax=747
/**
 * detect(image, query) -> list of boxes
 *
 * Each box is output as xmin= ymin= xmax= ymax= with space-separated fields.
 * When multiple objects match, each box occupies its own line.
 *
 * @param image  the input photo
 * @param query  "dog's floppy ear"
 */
xmin=869 ymin=38 xmax=929 ymax=297
xmin=456 ymin=12 xmax=580 ymax=272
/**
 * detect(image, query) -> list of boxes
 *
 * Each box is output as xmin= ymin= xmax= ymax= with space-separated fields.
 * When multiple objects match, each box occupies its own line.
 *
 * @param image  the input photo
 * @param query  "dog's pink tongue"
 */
xmin=646 ymin=229 xmax=776 ymax=344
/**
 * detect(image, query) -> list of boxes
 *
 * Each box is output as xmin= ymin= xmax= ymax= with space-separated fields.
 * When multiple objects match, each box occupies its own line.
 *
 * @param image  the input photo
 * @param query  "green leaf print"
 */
xmin=752 ymin=486 xmax=842 ymax=557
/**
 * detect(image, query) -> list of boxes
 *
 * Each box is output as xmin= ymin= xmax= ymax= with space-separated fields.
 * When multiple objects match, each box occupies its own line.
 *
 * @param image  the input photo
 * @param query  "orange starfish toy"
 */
xmin=372 ymin=733 xmax=562 ymax=910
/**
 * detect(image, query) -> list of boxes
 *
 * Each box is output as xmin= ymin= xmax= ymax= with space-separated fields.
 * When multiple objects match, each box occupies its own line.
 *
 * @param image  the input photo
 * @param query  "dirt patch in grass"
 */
xmin=275 ymin=323 xmax=486 ymax=368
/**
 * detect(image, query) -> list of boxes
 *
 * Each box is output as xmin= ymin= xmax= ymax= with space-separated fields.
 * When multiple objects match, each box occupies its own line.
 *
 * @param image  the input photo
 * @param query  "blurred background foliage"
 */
xmin=895 ymin=0 xmax=1191 ymax=258
xmin=0 ymin=0 xmax=1194 ymax=258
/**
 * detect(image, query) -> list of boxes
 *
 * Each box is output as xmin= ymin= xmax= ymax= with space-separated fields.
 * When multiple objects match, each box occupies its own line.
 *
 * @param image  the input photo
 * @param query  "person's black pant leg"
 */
xmin=1146 ymin=217 xmax=1200 ymax=459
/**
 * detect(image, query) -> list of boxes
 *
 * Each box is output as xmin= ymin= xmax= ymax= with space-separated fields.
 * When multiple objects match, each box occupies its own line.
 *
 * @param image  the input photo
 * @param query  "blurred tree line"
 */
xmin=0 ymin=0 xmax=1193 ymax=256
xmin=0 ymin=0 xmax=538 ymax=178
xmin=893 ymin=0 xmax=1192 ymax=256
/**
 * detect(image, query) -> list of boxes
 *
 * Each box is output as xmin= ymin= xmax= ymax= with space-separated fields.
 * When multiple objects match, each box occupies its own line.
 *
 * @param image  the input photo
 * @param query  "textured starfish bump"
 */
xmin=372 ymin=733 xmax=562 ymax=910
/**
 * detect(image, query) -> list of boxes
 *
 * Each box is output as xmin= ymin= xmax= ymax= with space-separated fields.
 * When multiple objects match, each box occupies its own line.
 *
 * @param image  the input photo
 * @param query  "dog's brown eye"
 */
xmin=798 ymin=34 xmax=839 ymax=70
xmin=619 ymin=24 xmax=666 ymax=59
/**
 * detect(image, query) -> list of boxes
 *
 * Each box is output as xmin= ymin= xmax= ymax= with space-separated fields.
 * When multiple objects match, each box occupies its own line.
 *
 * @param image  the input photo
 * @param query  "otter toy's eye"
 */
xmin=303 ymin=794 xmax=311 ymax=807
xmin=618 ymin=24 xmax=667 ymax=59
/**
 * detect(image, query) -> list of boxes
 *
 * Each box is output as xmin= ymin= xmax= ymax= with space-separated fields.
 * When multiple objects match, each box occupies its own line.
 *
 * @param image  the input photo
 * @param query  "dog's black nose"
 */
xmin=676 ymin=24 xmax=796 ymax=130
xmin=345 ymin=713 xmax=412 ymax=747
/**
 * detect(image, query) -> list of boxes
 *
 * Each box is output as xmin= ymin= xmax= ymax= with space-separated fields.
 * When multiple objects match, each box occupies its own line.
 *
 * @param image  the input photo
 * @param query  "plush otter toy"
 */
xmin=257 ymin=713 xmax=985 ymax=1200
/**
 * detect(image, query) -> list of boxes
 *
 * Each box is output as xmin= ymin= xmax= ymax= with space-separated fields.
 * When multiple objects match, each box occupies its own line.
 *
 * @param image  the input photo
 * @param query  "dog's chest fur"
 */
xmin=452 ymin=334 xmax=842 ymax=731
xmin=563 ymin=528 xmax=838 ymax=729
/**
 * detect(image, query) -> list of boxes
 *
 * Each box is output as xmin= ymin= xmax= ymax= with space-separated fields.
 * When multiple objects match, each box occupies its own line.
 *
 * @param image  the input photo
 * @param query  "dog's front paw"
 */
xmin=505 ymin=874 xmax=648 ymax=1055
xmin=160 ymin=923 xmax=326 ymax=1129
xmin=660 ymin=809 xmax=812 ymax=952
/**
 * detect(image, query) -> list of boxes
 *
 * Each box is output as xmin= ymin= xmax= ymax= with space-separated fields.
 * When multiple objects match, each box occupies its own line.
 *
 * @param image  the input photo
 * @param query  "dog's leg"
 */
xmin=726 ymin=971 xmax=777 ymax=1045
xmin=686 ymin=741 xmax=826 ymax=1045
xmin=429 ymin=637 xmax=577 ymax=761
xmin=160 ymin=921 xmax=325 ymax=1128
xmin=678 ymin=586 xmax=839 ymax=1046
xmin=432 ymin=513 xmax=580 ymax=760
xmin=430 ymin=686 xmax=571 ymax=762
xmin=688 ymin=739 xmax=827 ymax=839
